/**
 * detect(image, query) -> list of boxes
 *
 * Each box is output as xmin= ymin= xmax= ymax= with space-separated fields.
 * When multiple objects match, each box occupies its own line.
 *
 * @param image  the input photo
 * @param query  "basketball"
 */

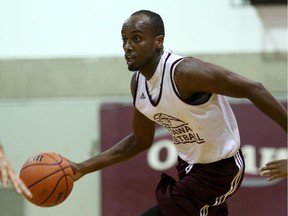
xmin=19 ymin=152 xmax=74 ymax=207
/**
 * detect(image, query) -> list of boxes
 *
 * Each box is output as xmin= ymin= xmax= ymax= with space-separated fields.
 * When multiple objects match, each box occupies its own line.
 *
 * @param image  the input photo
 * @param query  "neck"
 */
xmin=140 ymin=49 xmax=164 ymax=80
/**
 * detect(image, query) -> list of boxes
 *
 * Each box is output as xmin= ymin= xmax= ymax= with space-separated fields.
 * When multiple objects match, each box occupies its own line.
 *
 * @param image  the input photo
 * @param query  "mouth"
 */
xmin=125 ymin=54 xmax=135 ymax=66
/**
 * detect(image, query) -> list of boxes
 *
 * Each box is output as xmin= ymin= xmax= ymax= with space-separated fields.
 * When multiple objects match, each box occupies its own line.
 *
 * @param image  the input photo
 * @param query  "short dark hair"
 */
xmin=131 ymin=10 xmax=165 ymax=37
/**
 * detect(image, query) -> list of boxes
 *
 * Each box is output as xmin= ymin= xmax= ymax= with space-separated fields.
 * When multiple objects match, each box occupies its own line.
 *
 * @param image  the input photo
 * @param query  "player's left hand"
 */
xmin=259 ymin=159 xmax=288 ymax=181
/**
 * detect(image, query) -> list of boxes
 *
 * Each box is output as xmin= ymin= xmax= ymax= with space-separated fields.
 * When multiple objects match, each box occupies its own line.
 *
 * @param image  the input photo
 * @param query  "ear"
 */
xmin=155 ymin=35 xmax=164 ymax=49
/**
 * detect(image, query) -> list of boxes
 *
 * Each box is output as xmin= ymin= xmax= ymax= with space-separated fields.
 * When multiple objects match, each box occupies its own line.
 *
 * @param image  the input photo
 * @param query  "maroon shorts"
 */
xmin=156 ymin=150 xmax=245 ymax=216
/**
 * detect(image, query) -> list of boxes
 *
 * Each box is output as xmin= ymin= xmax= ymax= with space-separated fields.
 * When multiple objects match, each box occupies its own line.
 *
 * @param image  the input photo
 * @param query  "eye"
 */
xmin=122 ymin=37 xmax=127 ymax=44
xmin=133 ymin=36 xmax=141 ymax=43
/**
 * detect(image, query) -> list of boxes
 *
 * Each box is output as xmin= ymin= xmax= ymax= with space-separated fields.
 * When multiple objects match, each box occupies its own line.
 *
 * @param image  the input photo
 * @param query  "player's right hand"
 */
xmin=65 ymin=159 xmax=83 ymax=181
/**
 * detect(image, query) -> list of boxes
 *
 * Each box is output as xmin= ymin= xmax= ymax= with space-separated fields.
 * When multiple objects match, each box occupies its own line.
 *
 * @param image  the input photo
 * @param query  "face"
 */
xmin=121 ymin=14 xmax=163 ymax=74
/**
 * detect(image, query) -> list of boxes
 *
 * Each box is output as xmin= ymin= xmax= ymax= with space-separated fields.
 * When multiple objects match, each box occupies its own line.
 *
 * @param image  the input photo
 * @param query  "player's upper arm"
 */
xmin=132 ymin=108 xmax=156 ymax=151
xmin=129 ymin=71 xmax=155 ymax=150
xmin=174 ymin=58 xmax=264 ymax=100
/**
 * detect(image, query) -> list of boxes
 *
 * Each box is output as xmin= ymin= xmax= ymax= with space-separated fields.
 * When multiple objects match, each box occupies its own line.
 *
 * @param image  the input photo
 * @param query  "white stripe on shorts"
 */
xmin=200 ymin=150 xmax=244 ymax=216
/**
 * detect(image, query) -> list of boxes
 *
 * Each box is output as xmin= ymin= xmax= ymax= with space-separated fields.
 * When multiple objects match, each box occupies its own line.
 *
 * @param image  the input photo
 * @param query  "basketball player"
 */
xmin=0 ymin=143 xmax=32 ymax=197
xmin=68 ymin=10 xmax=287 ymax=215
xmin=259 ymin=159 xmax=288 ymax=181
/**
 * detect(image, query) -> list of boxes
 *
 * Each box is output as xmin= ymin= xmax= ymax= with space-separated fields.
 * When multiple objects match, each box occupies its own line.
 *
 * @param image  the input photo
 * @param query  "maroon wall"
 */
xmin=100 ymin=101 xmax=287 ymax=216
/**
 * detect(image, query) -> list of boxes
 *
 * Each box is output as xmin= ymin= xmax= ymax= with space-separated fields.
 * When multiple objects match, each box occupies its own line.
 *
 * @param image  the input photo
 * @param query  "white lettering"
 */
xmin=242 ymin=145 xmax=287 ymax=175
xmin=259 ymin=147 xmax=287 ymax=167
xmin=147 ymin=140 xmax=178 ymax=171
xmin=147 ymin=142 xmax=287 ymax=175
xmin=242 ymin=145 xmax=258 ymax=174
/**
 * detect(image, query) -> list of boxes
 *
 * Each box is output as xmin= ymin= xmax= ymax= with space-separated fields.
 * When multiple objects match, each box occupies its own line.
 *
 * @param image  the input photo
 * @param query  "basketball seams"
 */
xmin=26 ymin=166 xmax=72 ymax=188
xmin=52 ymin=153 xmax=74 ymax=203
xmin=43 ymin=152 xmax=63 ymax=164
xmin=19 ymin=152 xmax=74 ymax=207
xmin=39 ymin=174 xmax=72 ymax=206
xmin=20 ymin=163 xmax=63 ymax=172
xmin=20 ymin=152 xmax=63 ymax=171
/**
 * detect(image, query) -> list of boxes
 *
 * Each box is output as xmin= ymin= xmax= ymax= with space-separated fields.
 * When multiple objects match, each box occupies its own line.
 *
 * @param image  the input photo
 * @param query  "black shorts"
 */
xmin=156 ymin=150 xmax=245 ymax=216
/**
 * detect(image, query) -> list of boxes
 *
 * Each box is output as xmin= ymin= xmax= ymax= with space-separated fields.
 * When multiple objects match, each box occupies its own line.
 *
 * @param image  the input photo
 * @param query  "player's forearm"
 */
xmin=78 ymin=152 xmax=126 ymax=176
xmin=78 ymin=134 xmax=145 ymax=176
xmin=256 ymin=100 xmax=287 ymax=132
xmin=247 ymin=84 xmax=287 ymax=132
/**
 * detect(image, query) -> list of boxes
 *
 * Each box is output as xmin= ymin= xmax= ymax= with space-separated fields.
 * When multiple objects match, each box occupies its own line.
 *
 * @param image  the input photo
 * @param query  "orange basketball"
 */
xmin=19 ymin=152 xmax=74 ymax=207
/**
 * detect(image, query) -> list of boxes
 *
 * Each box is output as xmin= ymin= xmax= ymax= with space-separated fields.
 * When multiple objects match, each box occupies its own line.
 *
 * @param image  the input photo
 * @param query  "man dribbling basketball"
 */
xmin=68 ymin=10 xmax=287 ymax=216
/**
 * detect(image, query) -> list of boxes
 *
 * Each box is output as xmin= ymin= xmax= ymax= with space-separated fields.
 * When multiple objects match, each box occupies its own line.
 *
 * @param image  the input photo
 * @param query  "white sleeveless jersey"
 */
xmin=134 ymin=52 xmax=240 ymax=164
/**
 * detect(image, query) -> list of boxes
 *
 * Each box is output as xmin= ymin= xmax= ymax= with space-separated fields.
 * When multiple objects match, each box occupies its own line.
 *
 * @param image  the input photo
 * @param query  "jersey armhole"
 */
xmin=132 ymin=72 xmax=140 ymax=107
xmin=170 ymin=57 xmax=185 ymax=98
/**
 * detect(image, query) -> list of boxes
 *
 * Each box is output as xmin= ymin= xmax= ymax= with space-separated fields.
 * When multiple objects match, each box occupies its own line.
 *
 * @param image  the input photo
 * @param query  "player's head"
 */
xmin=121 ymin=10 xmax=165 ymax=72
xmin=130 ymin=10 xmax=165 ymax=37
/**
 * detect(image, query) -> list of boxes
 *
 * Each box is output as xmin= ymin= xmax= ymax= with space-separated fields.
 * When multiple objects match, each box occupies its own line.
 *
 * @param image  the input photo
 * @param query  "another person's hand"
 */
xmin=259 ymin=159 xmax=288 ymax=181
xmin=0 ymin=145 xmax=32 ymax=197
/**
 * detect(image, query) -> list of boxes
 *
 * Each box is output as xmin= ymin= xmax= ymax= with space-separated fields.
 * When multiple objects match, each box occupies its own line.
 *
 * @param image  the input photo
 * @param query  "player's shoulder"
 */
xmin=174 ymin=57 xmax=206 ymax=76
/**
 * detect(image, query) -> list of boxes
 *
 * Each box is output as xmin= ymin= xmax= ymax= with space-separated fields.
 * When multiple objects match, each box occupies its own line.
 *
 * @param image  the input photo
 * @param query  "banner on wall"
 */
xmin=100 ymin=101 xmax=287 ymax=216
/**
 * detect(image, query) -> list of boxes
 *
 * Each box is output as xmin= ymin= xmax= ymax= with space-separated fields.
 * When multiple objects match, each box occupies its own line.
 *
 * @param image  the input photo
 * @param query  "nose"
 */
xmin=123 ymin=40 xmax=132 ymax=52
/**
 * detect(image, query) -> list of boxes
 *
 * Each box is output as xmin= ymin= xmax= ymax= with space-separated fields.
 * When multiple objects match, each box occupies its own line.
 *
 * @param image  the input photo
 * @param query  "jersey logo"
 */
xmin=153 ymin=113 xmax=205 ymax=145
xmin=140 ymin=92 xmax=146 ymax=99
